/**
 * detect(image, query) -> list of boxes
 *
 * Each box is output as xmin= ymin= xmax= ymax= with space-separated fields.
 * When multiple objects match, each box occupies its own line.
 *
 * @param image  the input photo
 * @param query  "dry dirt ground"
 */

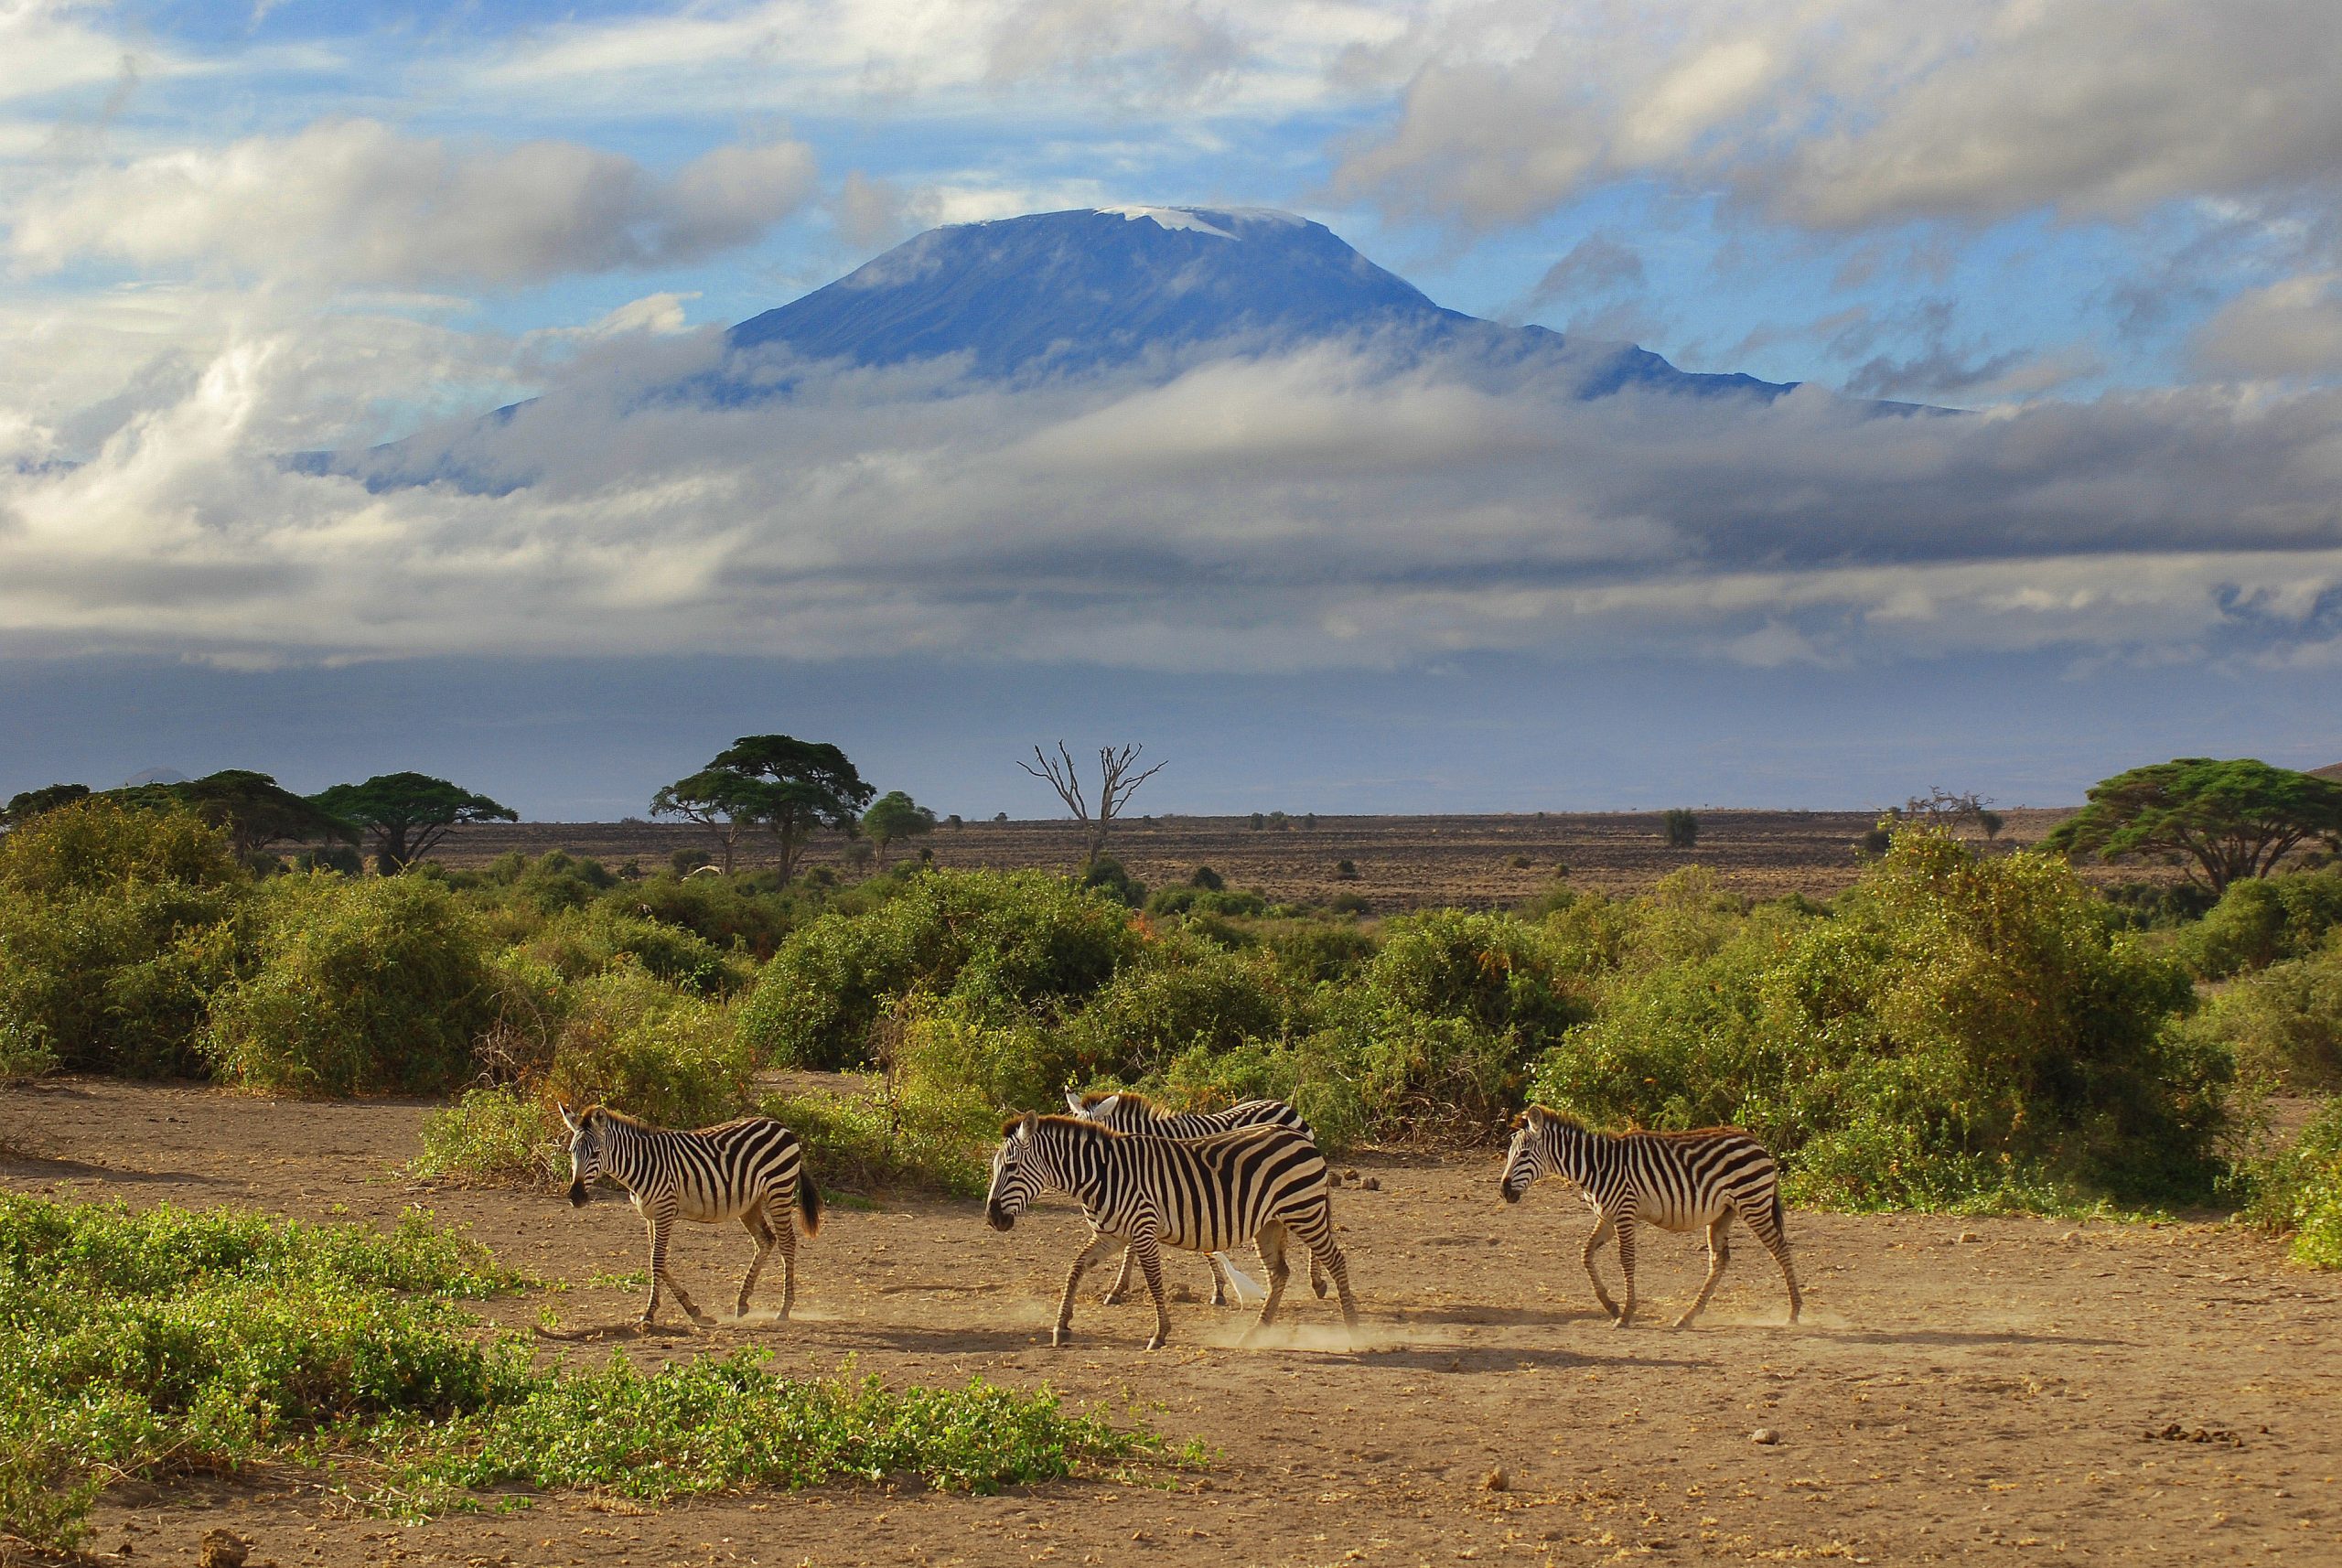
xmin=6 ymin=1081 xmax=2340 ymax=1567
xmin=431 ymin=810 xmax=2103 ymax=910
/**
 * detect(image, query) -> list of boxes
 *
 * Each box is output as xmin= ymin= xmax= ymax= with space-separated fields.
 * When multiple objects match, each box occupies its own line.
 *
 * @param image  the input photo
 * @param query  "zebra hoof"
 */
xmin=1144 ymin=1334 xmax=1167 ymax=1351
xmin=1312 ymin=1279 xmax=1329 ymax=1300
xmin=1050 ymin=1326 xmax=1072 ymax=1348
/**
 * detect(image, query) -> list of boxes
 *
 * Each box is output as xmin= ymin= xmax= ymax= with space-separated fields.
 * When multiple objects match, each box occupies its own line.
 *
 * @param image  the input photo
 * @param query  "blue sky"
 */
xmin=2 ymin=1 xmax=2338 ymax=814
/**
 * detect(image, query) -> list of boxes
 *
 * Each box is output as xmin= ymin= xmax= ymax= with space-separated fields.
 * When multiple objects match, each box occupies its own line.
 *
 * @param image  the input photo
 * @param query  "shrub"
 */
xmin=738 ymin=870 xmax=1143 ymax=1070
xmin=607 ymin=873 xmax=800 ymax=959
xmin=1334 ymin=859 xmax=1359 ymax=880
xmin=414 ymin=1086 xmax=567 ymax=1188
xmin=1079 ymin=854 xmax=1144 ymax=908
xmin=2183 ymin=870 xmax=2342 ymax=979
xmin=1662 ymin=808 xmax=1699 ymax=849
xmin=0 ymin=800 xmax=254 ymax=1079
xmin=2182 ymin=939 xmax=2342 ymax=1090
xmin=1054 ymin=943 xmax=1289 ymax=1088
xmin=1327 ymin=891 xmax=1370 ymax=916
xmin=1145 ymin=886 xmax=1269 ymax=918
xmin=2244 ymin=1099 xmax=2342 ymax=1268
xmin=1188 ymin=865 xmax=1225 ymax=891
xmin=542 ymin=964 xmax=755 ymax=1129
xmin=1532 ymin=830 xmax=2220 ymax=1209
xmin=202 ymin=874 xmax=497 ymax=1096
xmin=521 ymin=905 xmax=750 ymax=997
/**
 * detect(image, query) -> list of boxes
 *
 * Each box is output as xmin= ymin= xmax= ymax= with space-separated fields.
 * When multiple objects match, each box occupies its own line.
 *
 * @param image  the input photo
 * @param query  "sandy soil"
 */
xmin=6 ymin=1079 xmax=2340 ymax=1567
xmin=429 ymin=809 xmax=2106 ymax=910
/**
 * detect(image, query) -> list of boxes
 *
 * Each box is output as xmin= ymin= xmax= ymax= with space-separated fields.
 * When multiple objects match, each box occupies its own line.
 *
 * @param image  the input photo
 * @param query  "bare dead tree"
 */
xmin=1896 ymin=788 xmax=2005 ymax=840
xmin=1018 ymin=742 xmax=1167 ymax=864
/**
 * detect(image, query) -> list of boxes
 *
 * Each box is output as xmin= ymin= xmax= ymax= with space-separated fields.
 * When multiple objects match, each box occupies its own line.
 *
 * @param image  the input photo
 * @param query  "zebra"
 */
xmin=1499 ymin=1104 xmax=1801 ymax=1328
xmin=559 ymin=1103 xmax=822 ymax=1327
xmin=1062 ymin=1090 xmax=1328 ymax=1308
xmin=984 ymin=1112 xmax=1359 ymax=1350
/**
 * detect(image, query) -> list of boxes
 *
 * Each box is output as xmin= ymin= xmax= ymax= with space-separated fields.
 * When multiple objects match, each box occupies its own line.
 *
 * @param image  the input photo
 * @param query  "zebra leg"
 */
xmin=776 ymin=1198 xmax=800 ymax=1322
xmin=1054 ymin=1231 xmax=1125 ymax=1348
xmin=1208 ymin=1253 xmax=1230 ymax=1307
xmin=648 ymin=1200 xmax=714 ymax=1327
xmin=1100 ymin=1245 xmax=1137 ymax=1305
xmin=1309 ymin=1251 xmax=1328 ymax=1300
xmin=1243 ymin=1222 xmax=1292 ymax=1343
xmin=1612 ymin=1214 xmax=1639 ymax=1328
xmin=1132 ymin=1230 xmax=1173 ymax=1351
xmin=1748 ymin=1196 xmax=1803 ymax=1324
xmin=1675 ymin=1212 xmax=1734 ymax=1329
xmin=1291 ymin=1206 xmax=1359 ymax=1332
xmin=1581 ymin=1212 xmax=1621 ymax=1319
xmin=736 ymin=1206 xmax=778 ymax=1319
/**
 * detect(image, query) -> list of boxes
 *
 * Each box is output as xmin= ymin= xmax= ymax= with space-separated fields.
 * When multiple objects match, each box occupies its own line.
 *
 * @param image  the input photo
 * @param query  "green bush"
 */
xmin=521 ymin=905 xmax=750 ymax=997
xmin=202 ymin=874 xmax=497 ymax=1096
xmin=1531 ymin=830 xmax=2220 ymax=1209
xmin=738 ymin=870 xmax=1143 ymax=1069
xmin=542 ymin=963 xmax=755 ymax=1129
xmin=1145 ymin=886 xmax=1268 ymax=918
xmin=0 ymin=800 xmax=254 ymax=1078
xmin=2244 ymin=1099 xmax=2342 ymax=1268
xmin=414 ymin=1086 xmax=568 ymax=1187
xmin=2183 ymin=870 xmax=2342 ymax=979
xmin=604 ymin=872 xmax=800 ymax=959
xmin=2183 ymin=938 xmax=2342 ymax=1090
xmin=761 ymin=1065 xmax=999 ymax=1199
xmin=1053 ymin=942 xmax=1289 ymax=1087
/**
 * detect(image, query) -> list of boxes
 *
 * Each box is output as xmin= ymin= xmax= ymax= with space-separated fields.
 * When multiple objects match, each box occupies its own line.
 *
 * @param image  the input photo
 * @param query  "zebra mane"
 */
xmin=585 ymin=1104 xmax=650 ymax=1130
xmin=1519 ymin=1104 xmax=1583 ymax=1133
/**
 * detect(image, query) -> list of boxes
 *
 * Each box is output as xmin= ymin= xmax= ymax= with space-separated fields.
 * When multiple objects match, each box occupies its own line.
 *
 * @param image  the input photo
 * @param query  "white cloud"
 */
xmin=1334 ymin=0 xmax=2342 ymax=236
xmin=2194 ymin=272 xmax=2342 ymax=380
xmin=8 ymin=120 xmax=819 ymax=286
xmin=4 ymin=327 xmax=2340 ymax=675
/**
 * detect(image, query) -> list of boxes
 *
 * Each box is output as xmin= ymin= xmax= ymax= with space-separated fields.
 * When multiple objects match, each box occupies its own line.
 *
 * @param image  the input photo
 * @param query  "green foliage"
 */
xmin=761 ymin=1026 xmax=1001 ymax=1197
xmin=2047 ymin=757 xmax=2342 ymax=894
xmin=2182 ymin=938 xmax=2342 ymax=1091
xmin=203 ymin=874 xmax=496 ymax=1095
xmin=390 ymin=1353 xmax=1167 ymax=1508
xmin=309 ymin=772 xmax=518 ymax=874
xmin=0 ymin=781 xmax=91 ymax=828
xmin=700 ymin=735 xmax=875 ymax=883
xmin=1662 ymin=808 xmax=1700 ymax=849
xmin=414 ymin=1087 xmax=568 ymax=1188
xmin=1078 ymin=853 xmax=1145 ymax=908
xmin=521 ymin=904 xmax=750 ymax=998
xmin=117 ymin=769 xmax=357 ymax=861
xmin=739 ymin=870 xmax=1143 ymax=1070
xmin=541 ymin=963 xmax=755 ymax=1129
xmin=2242 ymin=1099 xmax=2342 ymax=1268
xmin=1053 ymin=941 xmax=1289 ymax=1090
xmin=2181 ymin=870 xmax=2342 ymax=979
xmin=605 ymin=872 xmax=800 ymax=960
xmin=0 ymin=800 xmax=252 ymax=1077
xmin=1532 ymin=830 xmax=2222 ymax=1209
xmin=1145 ymin=885 xmax=1267 ymax=918
xmin=862 ymin=790 xmax=937 ymax=862
xmin=0 ymin=1197 xmax=1162 ymax=1547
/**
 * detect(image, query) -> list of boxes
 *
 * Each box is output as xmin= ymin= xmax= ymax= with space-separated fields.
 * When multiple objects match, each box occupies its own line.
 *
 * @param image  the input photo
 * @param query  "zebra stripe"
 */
xmin=985 ymin=1112 xmax=1359 ymax=1350
xmin=1499 ymin=1104 xmax=1801 ymax=1328
xmin=560 ymin=1103 xmax=822 ymax=1326
xmin=1062 ymin=1090 xmax=1327 ymax=1307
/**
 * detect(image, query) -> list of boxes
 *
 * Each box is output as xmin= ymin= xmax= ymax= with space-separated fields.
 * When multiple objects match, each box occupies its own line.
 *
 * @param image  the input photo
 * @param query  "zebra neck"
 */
xmin=1554 ymin=1125 xmax=1608 ymax=1187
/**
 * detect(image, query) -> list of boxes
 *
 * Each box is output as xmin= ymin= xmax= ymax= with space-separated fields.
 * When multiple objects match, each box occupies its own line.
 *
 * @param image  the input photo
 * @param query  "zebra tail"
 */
xmin=799 ymin=1170 xmax=824 ymax=1238
xmin=1770 ymin=1186 xmax=1784 ymax=1240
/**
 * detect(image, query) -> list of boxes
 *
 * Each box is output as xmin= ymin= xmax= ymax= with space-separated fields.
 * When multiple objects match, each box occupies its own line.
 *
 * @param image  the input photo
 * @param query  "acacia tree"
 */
xmin=649 ymin=769 xmax=764 ymax=875
xmin=861 ymin=790 xmax=936 ymax=867
xmin=133 ymin=770 xmax=358 ymax=862
xmin=0 ymin=783 xmax=91 ymax=830
xmin=1017 ymin=742 xmax=1166 ymax=864
xmin=1894 ymin=787 xmax=2005 ymax=841
xmin=308 ymin=772 xmax=518 ymax=874
xmin=705 ymin=735 xmax=874 ymax=882
xmin=2046 ymin=757 xmax=2342 ymax=895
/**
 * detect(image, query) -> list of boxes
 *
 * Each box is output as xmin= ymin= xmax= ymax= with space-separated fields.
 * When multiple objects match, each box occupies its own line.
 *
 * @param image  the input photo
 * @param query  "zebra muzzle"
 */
xmin=984 ymin=1207 xmax=1015 ymax=1232
xmin=567 ymin=1179 xmax=590 ymax=1208
xmin=1500 ymin=1182 xmax=1523 ymax=1205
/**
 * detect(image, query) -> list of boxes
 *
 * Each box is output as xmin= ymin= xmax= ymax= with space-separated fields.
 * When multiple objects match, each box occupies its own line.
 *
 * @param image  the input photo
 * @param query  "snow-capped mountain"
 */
xmin=725 ymin=205 xmax=1788 ymax=396
xmin=303 ymin=205 xmax=1800 ymax=489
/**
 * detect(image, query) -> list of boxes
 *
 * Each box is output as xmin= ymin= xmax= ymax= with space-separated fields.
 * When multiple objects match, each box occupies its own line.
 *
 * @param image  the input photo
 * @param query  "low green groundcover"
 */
xmin=0 ymin=1197 xmax=1178 ymax=1550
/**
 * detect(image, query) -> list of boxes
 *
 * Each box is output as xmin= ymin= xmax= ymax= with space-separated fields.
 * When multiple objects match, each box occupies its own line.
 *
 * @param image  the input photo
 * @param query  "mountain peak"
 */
xmin=728 ymin=205 xmax=1464 ymax=376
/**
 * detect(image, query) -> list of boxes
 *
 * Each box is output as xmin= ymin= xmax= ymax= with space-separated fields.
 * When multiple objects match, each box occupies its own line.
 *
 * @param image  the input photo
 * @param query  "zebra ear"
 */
xmin=1063 ymin=1089 xmax=1087 ymax=1115
xmin=1019 ymin=1112 xmax=1040 ymax=1138
xmin=556 ymin=1101 xmax=580 ymax=1133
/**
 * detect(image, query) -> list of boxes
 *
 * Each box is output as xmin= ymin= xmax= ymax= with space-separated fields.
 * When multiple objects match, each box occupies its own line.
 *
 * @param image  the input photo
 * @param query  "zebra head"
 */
xmin=984 ymin=1112 xmax=1058 ymax=1231
xmin=560 ymin=1103 xmax=603 ymax=1208
xmin=1500 ymin=1105 xmax=1564 ymax=1204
